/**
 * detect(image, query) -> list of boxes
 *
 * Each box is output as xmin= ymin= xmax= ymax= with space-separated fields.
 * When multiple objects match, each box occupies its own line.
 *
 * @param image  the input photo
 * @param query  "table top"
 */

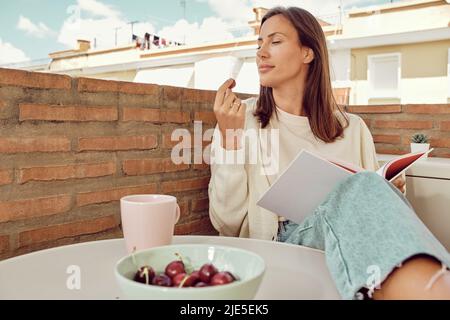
xmin=0 ymin=235 xmax=340 ymax=300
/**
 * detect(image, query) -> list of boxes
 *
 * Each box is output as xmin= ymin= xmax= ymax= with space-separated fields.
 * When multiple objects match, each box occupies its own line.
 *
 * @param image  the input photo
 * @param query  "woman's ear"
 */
xmin=303 ymin=48 xmax=315 ymax=64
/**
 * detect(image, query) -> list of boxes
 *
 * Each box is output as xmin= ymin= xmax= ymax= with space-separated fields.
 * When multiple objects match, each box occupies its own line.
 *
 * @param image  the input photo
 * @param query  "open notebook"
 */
xmin=256 ymin=148 xmax=433 ymax=224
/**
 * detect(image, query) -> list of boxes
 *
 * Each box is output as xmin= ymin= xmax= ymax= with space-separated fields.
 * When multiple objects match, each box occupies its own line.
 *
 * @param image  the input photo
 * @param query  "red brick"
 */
xmin=163 ymin=132 xmax=192 ymax=149
xmin=0 ymin=101 xmax=5 ymax=109
xmin=373 ymin=134 xmax=401 ymax=144
xmin=178 ymin=200 xmax=189 ymax=218
xmin=182 ymin=88 xmax=216 ymax=103
xmin=163 ymin=86 xmax=183 ymax=103
xmin=174 ymin=217 xmax=216 ymax=235
xmin=0 ymin=195 xmax=71 ymax=223
xmin=0 ymin=68 xmax=71 ymax=90
xmin=347 ymin=105 xmax=401 ymax=114
xmin=432 ymin=138 xmax=450 ymax=148
xmin=122 ymin=108 xmax=159 ymax=122
xmin=19 ymin=104 xmax=118 ymax=122
xmin=404 ymin=105 xmax=450 ymax=114
xmin=0 ymin=235 xmax=9 ymax=254
xmin=374 ymin=120 xmax=433 ymax=130
xmin=18 ymin=162 xmax=115 ymax=184
xmin=193 ymin=163 xmax=210 ymax=171
xmin=0 ymin=137 xmax=71 ymax=154
xmin=122 ymin=108 xmax=190 ymax=123
xmin=160 ymin=111 xmax=190 ymax=124
xmin=76 ymin=184 xmax=157 ymax=207
xmin=18 ymin=215 xmax=118 ymax=247
xmin=78 ymin=77 xmax=119 ymax=93
xmin=440 ymin=121 xmax=450 ymax=131
xmin=0 ymin=169 xmax=13 ymax=186
xmin=119 ymin=82 xmax=159 ymax=96
xmin=123 ymin=158 xmax=189 ymax=176
xmin=192 ymin=198 xmax=209 ymax=212
xmin=431 ymin=151 xmax=450 ymax=158
xmin=194 ymin=111 xmax=216 ymax=125
xmin=78 ymin=135 xmax=157 ymax=151
xmin=78 ymin=78 xmax=159 ymax=96
xmin=375 ymin=146 xmax=407 ymax=155
xmin=162 ymin=177 xmax=210 ymax=193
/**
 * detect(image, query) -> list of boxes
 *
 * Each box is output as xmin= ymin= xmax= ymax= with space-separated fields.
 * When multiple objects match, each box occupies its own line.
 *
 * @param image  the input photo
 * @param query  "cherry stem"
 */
xmin=178 ymin=274 xmax=189 ymax=288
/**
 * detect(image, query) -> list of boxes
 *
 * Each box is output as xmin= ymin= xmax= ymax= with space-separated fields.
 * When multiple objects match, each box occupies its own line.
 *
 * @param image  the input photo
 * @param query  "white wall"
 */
xmin=134 ymin=64 xmax=194 ymax=87
xmin=234 ymin=57 xmax=259 ymax=94
xmin=195 ymin=56 xmax=245 ymax=91
xmin=329 ymin=48 xmax=351 ymax=87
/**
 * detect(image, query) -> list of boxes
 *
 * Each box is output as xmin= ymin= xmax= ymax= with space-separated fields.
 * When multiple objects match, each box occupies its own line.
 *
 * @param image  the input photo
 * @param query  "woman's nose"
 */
xmin=256 ymin=45 xmax=269 ymax=59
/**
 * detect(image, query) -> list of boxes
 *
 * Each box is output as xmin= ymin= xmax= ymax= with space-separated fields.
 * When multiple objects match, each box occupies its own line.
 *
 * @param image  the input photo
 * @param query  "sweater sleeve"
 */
xmin=359 ymin=118 xmax=380 ymax=172
xmin=208 ymin=142 xmax=249 ymax=236
xmin=208 ymin=98 xmax=255 ymax=237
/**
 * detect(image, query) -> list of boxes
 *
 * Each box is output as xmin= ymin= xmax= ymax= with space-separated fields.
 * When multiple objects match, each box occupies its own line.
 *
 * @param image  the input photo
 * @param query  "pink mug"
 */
xmin=120 ymin=194 xmax=180 ymax=254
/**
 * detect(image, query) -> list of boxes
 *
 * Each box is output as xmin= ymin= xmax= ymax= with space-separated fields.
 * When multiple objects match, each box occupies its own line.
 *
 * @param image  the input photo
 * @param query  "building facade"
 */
xmin=10 ymin=0 xmax=450 ymax=105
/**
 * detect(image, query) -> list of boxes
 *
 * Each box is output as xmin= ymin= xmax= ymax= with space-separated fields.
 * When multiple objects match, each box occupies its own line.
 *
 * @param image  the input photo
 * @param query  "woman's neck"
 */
xmin=272 ymin=82 xmax=305 ymax=116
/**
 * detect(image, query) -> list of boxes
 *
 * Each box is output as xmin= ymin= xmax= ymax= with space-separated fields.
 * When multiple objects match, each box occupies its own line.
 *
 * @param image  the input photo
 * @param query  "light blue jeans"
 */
xmin=277 ymin=171 xmax=450 ymax=300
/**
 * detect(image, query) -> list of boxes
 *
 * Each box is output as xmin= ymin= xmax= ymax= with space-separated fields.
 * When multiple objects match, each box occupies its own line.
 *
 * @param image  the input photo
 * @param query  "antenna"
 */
xmin=127 ymin=20 xmax=139 ymax=42
xmin=180 ymin=0 xmax=186 ymax=44
xmin=180 ymin=0 xmax=186 ymax=19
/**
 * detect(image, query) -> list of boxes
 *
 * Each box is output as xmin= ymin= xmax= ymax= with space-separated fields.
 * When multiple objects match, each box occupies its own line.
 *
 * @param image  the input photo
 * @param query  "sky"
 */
xmin=0 ymin=0 xmax=397 ymax=65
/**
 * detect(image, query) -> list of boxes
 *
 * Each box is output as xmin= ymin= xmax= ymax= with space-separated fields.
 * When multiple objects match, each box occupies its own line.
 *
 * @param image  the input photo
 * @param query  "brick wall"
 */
xmin=1 ymin=68 xmax=449 ymax=259
xmin=347 ymin=105 xmax=450 ymax=157
xmin=0 ymin=68 xmax=228 ymax=259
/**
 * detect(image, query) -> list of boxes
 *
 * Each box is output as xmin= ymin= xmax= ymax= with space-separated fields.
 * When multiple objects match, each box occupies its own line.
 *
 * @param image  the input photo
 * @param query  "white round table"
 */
xmin=0 ymin=236 xmax=340 ymax=299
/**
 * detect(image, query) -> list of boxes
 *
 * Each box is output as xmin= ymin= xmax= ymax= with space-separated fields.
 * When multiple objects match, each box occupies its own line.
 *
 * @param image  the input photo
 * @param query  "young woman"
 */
xmin=208 ymin=6 xmax=450 ymax=300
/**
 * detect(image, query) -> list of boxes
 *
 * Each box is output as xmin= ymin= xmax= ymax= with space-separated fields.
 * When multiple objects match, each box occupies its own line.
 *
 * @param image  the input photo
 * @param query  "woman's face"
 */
xmin=256 ymin=14 xmax=312 ymax=88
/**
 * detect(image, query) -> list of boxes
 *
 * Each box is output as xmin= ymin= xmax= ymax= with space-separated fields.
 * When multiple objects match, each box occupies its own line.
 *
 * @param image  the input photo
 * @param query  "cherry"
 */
xmin=183 ymin=270 xmax=200 ymax=287
xmin=210 ymin=271 xmax=235 ymax=286
xmin=133 ymin=266 xmax=155 ymax=285
xmin=199 ymin=263 xmax=218 ymax=283
xmin=172 ymin=273 xmax=188 ymax=287
xmin=165 ymin=260 xmax=185 ymax=279
xmin=152 ymin=273 xmax=172 ymax=287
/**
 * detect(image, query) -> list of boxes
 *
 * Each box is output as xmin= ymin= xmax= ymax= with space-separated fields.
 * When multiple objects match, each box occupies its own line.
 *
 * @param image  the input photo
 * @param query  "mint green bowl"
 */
xmin=115 ymin=244 xmax=266 ymax=300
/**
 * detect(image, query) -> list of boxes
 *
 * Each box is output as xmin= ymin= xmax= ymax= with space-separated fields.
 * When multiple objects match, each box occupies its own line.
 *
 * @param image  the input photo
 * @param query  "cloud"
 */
xmin=58 ymin=17 xmax=155 ymax=49
xmin=198 ymin=0 xmax=385 ymax=23
xmin=199 ymin=0 xmax=254 ymax=22
xmin=158 ymin=17 xmax=235 ymax=45
xmin=0 ymin=38 xmax=29 ymax=65
xmin=57 ymin=0 xmax=383 ymax=50
xmin=17 ymin=15 xmax=55 ymax=38
xmin=77 ymin=0 xmax=120 ymax=19
xmin=57 ymin=0 xmax=155 ymax=49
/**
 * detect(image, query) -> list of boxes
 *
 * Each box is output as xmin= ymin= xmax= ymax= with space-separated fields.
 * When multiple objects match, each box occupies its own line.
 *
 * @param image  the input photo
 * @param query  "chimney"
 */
xmin=248 ymin=7 xmax=269 ymax=35
xmin=77 ymin=39 xmax=91 ymax=52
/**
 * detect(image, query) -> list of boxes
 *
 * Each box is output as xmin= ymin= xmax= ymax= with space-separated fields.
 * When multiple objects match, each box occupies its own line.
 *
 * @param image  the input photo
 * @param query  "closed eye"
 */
xmin=257 ymin=41 xmax=281 ymax=50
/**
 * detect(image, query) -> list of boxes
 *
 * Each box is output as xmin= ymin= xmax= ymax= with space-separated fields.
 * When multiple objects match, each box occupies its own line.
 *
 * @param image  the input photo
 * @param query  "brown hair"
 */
xmin=255 ymin=7 xmax=349 ymax=143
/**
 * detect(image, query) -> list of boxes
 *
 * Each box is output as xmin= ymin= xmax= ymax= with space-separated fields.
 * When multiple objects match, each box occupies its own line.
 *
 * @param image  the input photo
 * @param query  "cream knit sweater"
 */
xmin=208 ymin=97 xmax=380 ymax=241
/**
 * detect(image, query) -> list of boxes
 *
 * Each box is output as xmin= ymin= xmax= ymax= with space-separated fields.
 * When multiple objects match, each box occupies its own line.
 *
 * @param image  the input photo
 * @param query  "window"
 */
xmin=368 ymin=53 xmax=401 ymax=99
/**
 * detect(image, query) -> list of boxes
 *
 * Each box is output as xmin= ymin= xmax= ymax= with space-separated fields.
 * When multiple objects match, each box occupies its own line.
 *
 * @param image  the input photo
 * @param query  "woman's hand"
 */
xmin=392 ymin=176 xmax=406 ymax=194
xmin=213 ymin=79 xmax=246 ymax=150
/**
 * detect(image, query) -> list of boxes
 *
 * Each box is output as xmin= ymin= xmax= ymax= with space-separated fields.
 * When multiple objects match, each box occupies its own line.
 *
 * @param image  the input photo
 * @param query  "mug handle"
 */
xmin=175 ymin=204 xmax=181 ymax=224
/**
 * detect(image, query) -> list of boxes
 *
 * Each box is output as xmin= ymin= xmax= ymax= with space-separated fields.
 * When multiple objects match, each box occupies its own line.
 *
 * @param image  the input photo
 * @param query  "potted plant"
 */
xmin=411 ymin=133 xmax=430 ymax=157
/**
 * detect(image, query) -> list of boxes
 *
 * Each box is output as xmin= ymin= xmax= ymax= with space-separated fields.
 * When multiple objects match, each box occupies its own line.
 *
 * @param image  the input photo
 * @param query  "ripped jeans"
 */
xmin=276 ymin=172 xmax=450 ymax=300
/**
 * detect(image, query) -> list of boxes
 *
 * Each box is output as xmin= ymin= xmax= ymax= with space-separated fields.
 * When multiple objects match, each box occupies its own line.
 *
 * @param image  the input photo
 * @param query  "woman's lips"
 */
xmin=258 ymin=66 xmax=275 ymax=73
